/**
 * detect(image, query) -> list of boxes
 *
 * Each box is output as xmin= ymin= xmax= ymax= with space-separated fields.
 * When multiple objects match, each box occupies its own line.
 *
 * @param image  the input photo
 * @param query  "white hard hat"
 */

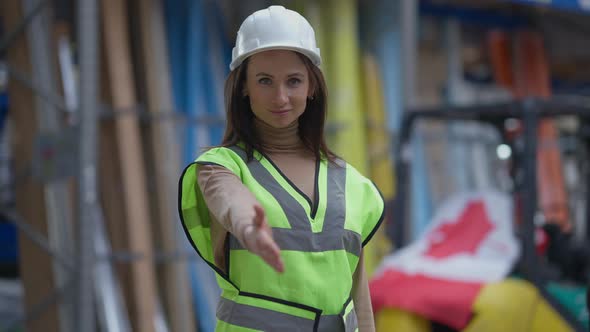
xmin=230 ymin=5 xmax=321 ymax=71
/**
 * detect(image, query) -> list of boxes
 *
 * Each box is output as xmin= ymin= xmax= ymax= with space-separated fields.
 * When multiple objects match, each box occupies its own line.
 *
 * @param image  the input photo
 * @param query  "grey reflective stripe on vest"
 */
xmin=230 ymin=228 xmax=361 ymax=256
xmin=228 ymin=146 xmax=312 ymax=231
xmin=228 ymin=146 xmax=361 ymax=256
xmin=217 ymin=297 xmax=316 ymax=331
xmin=344 ymin=309 xmax=358 ymax=332
xmin=217 ymin=297 xmax=358 ymax=332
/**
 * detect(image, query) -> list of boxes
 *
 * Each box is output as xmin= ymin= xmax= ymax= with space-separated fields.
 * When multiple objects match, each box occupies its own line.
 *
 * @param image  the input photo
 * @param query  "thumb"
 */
xmin=253 ymin=204 xmax=266 ymax=228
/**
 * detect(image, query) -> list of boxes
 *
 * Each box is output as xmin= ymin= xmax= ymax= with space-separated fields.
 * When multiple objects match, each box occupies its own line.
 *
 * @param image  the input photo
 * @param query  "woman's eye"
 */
xmin=258 ymin=77 xmax=272 ymax=85
xmin=288 ymin=78 xmax=302 ymax=86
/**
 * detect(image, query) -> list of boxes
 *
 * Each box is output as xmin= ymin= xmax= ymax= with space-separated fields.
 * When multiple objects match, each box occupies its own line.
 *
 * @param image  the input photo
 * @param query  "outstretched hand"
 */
xmin=242 ymin=205 xmax=285 ymax=273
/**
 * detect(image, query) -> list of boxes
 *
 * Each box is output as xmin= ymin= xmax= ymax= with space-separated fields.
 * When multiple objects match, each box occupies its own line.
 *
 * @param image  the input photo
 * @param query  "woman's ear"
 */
xmin=307 ymin=73 xmax=316 ymax=99
xmin=242 ymin=86 xmax=249 ymax=97
xmin=307 ymin=85 xmax=315 ymax=100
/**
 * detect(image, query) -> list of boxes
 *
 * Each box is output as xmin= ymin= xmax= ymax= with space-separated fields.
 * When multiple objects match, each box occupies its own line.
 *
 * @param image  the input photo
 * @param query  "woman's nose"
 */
xmin=273 ymin=84 xmax=289 ymax=105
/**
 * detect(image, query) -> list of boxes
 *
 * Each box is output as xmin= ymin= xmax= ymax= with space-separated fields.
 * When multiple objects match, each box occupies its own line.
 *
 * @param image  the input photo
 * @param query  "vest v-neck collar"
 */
xmin=258 ymin=150 xmax=321 ymax=219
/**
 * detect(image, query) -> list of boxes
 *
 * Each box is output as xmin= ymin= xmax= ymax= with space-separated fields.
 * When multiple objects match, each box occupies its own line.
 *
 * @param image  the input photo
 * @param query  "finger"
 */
xmin=254 ymin=206 xmax=272 ymax=235
xmin=260 ymin=234 xmax=284 ymax=273
xmin=262 ymin=234 xmax=281 ymax=257
xmin=253 ymin=205 xmax=265 ymax=228
xmin=262 ymin=246 xmax=284 ymax=273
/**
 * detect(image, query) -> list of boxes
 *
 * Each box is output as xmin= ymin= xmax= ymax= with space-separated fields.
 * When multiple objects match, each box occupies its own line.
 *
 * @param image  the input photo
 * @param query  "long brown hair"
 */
xmin=221 ymin=52 xmax=335 ymax=162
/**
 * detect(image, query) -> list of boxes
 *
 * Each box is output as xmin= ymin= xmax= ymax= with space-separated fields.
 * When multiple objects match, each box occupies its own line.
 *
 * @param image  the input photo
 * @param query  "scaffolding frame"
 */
xmin=1 ymin=1 xmax=225 ymax=329
xmin=1 ymin=0 xmax=99 ymax=331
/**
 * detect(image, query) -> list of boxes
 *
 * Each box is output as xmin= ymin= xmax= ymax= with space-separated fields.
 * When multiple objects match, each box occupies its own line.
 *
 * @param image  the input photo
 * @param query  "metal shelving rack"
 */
xmin=392 ymin=96 xmax=590 ymax=332
xmin=389 ymin=1 xmax=590 ymax=330
xmin=0 ymin=0 xmax=99 ymax=331
xmin=0 ymin=1 xmax=218 ymax=330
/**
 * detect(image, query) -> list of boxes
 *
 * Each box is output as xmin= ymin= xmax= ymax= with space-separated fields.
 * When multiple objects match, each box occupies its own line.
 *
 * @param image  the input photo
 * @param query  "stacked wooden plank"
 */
xmin=132 ymin=0 xmax=196 ymax=330
xmin=100 ymin=0 xmax=160 ymax=330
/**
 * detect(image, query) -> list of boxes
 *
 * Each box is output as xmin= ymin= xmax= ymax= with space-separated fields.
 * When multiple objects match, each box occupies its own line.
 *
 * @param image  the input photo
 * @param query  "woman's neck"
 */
xmin=254 ymin=117 xmax=304 ymax=153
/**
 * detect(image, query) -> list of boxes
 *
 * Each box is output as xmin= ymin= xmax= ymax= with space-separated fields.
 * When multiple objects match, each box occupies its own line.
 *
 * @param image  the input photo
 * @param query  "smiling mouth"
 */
xmin=270 ymin=109 xmax=291 ymax=114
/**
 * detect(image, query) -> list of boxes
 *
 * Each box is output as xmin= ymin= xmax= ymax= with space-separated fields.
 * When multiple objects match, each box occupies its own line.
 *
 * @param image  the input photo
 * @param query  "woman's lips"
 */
xmin=270 ymin=109 xmax=291 ymax=115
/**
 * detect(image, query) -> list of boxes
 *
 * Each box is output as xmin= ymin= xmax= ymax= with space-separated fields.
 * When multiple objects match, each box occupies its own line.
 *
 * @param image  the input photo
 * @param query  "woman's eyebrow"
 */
xmin=255 ymin=72 xmax=305 ymax=77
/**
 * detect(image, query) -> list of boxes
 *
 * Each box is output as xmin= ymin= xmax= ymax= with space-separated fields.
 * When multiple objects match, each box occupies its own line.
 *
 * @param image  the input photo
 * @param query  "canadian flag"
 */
xmin=370 ymin=190 xmax=520 ymax=329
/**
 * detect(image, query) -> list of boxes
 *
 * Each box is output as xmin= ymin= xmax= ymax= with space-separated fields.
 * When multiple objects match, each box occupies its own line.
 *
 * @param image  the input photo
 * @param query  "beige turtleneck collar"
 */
xmin=254 ymin=117 xmax=305 ymax=153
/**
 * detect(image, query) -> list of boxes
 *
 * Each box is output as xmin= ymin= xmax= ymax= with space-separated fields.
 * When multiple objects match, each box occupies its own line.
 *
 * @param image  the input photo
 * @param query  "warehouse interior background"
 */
xmin=1 ymin=0 xmax=590 ymax=331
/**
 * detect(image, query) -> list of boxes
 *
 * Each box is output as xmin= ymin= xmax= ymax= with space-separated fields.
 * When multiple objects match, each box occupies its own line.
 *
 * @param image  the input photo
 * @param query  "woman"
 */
xmin=179 ymin=5 xmax=384 ymax=331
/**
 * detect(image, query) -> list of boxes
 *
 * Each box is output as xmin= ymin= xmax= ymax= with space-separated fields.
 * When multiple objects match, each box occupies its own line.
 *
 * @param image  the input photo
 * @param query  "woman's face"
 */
xmin=244 ymin=50 xmax=312 ymax=129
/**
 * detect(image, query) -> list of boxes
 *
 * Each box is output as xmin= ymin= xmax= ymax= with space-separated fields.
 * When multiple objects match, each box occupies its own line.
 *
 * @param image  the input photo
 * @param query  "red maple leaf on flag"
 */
xmin=424 ymin=200 xmax=495 ymax=259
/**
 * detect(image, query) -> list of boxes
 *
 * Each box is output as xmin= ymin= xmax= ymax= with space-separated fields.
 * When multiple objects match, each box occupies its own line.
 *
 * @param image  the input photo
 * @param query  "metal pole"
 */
xmin=0 ymin=0 xmax=49 ymax=54
xmin=23 ymin=0 xmax=76 ymax=329
xmin=1 ymin=209 xmax=73 ymax=270
xmin=392 ymin=147 xmax=409 ymax=248
xmin=399 ymin=0 xmax=419 ymax=244
xmin=583 ymin=120 xmax=590 ymax=242
xmin=521 ymin=99 xmax=540 ymax=285
xmin=77 ymin=0 xmax=99 ymax=330
xmin=401 ymin=0 xmax=417 ymax=107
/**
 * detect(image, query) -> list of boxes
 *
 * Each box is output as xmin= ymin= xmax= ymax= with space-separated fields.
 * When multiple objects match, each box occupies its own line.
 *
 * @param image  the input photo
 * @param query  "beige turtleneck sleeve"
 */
xmin=197 ymin=118 xmax=376 ymax=331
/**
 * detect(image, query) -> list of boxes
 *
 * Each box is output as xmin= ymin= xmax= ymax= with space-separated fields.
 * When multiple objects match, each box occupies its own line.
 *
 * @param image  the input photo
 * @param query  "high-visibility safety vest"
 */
xmin=179 ymin=146 xmax=385 ymax=331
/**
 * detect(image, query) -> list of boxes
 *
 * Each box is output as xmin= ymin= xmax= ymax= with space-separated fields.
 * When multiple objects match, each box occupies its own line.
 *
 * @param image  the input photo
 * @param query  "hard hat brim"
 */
xmin=229 ymin=44 xmax=321 ymax=71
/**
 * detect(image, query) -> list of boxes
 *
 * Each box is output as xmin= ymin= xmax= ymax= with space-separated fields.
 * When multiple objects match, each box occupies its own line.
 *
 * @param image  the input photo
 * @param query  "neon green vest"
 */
xmin=179 ymin=146 xmax=384 ymax=331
